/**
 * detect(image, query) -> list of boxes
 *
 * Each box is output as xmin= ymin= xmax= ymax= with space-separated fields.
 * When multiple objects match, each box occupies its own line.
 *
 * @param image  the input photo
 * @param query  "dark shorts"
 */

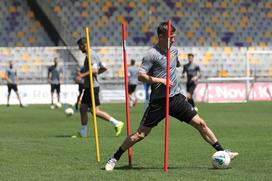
xmin=141 ymin=94 xmax=197 ymax=128
xmin=7 ymin=84 xmax=18 ymax=92
xmin=51 ymin=84 xmax=60 ymax=93
xmin=128 ymin=84 xmax=137 ymax=94
xmin=78 ymin=83 xmax=84 ymax=93
xmin=81 ymin=87 xmax=100 ymax=107
xmin=186 ymin=82 xmax=197 ymax=95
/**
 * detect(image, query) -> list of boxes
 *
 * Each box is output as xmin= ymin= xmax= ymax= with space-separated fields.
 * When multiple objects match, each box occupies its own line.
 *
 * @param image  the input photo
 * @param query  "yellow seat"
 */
xmin=175 ymin=2 xmax=182 ymax=8
xmin=9 ymin=5 xmax=16 ymax=13
xmin=16 ymin=42 xmax=24 ymax=47
xmin=16 ymin=32 xmax=25 ymax=38
xmin=100 ymin=37 xmax=109 ymax=44
xmin=186 ymin=31 xmax=194 ymax=39
xmin=218 ymin=70 xmax=229 ymax=77
xmin=53 ymin=5 xmax=61 ymax=13
xmin=224 ymin=47 xmax=232 ymax=54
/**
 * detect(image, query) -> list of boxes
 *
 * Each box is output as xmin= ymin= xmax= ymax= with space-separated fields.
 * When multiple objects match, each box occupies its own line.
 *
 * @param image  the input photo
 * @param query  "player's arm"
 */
xmin=79 ymin=67 xmax=99 ymax=78
xmin=138 ymin=72 xmax=173 ymax=86
xmin=15 ymin=70 xmax=19 ymax=84
xmin=60 ymin=70 xmax=64 ymax=84
xmin=47 ymin=67 xmax=52 ymax=83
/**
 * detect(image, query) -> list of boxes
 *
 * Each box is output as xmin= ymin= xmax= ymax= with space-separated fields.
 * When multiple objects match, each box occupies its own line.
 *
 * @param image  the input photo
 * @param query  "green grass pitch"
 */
xmin=0 ymin=102 xmax=272 ymax=181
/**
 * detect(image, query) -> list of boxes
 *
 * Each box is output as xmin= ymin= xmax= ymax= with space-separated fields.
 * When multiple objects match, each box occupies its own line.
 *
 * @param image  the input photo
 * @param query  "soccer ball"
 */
xmin=212 ymin=151 xmax=231 ymax=169
xmin=55 ymin=102 xmax=62 ymax=108
xmin=65 ymin=108 xmax=74 ymax=116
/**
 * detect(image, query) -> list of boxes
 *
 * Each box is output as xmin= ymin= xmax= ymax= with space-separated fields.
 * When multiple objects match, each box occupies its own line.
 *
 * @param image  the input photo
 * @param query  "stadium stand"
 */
xmin=0 ymin=0 xmax=54 ymax=47
xmin=0 ymin=0 xmax=271 ymax=84
xmin=46 ymin=0 xmax=271 ymax=47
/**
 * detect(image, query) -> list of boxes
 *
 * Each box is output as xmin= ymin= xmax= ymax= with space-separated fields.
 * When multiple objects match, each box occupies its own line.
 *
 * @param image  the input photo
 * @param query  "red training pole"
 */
xmin=164 ymin=20 xmax=171 ymax=172
xmin=122 ymin=23 xmax=132 ymax=167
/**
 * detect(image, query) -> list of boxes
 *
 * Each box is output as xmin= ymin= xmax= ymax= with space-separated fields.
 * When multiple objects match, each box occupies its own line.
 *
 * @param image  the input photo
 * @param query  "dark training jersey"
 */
xmin=48 ymin=65 xmax=62 ymax=85
xmin=139 ymin=45 xmax=181 ymax=101
xmin=182 ymin=63 xmax=200 ymax=83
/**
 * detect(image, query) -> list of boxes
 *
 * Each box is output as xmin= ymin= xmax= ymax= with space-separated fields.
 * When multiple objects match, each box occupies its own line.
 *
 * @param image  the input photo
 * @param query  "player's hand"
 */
xmin=191 ymin=76 xmax=198 ymax=81
xmin=75 ymin=75 xmax=82 ymax=83
xmin=160 ymin=78 xmax=173 ymax=87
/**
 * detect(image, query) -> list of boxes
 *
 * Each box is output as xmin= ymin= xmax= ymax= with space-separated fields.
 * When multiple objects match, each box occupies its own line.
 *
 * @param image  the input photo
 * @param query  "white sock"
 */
xmin=109 ymin=117 xmax=120 ymax=127
xmin=80 ymin=125 xmax=87 ymax=136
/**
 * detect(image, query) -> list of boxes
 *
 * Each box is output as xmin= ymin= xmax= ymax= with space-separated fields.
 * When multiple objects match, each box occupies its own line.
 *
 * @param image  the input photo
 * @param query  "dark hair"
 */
xmin=77 ymin=37 xmax=87 ymax=45
xmin=157 ymin=22 xmax=176 ymax=37
xmin=131 ymin=59 xmax=135 ymax=65
xmin=188 ymin=53 xmax=194 ymax=57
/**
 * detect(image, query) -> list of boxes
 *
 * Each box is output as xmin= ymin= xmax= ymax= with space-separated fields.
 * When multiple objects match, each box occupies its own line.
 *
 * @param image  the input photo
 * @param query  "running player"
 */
xmin=76 ymin=37 xmax=124 ymax=137
xmin=182 ymin=53 xmax=200 ymax=110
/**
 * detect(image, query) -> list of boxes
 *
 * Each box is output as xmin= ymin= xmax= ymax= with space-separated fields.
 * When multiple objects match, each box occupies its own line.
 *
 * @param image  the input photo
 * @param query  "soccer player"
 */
xmin=5 ymin=61 xmax=23 ymax=107
xmin=128 ymin=59 xmax=138 ymax=107
xmin=76 ymin=37 xmax=124 ymax=137
xmin=182 ymin=53 xmax=200 ymax=110
xmin=105 ymin=22 xmax=238 ymax=171
xmin=48 ymin=57 xmax=63 ymax=108
xmin=75 ymin=66 xmax=84 ymax=110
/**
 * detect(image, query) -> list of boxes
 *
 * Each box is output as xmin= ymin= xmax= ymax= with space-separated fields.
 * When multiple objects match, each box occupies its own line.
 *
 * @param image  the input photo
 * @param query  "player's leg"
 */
xmin=189 ymin=115 xmax=218 ymax=145
xmin=7 ymin=84 xmax=11 ymax=106
xmin=50 ymin=84 xmax=54 ymax=105
xmin=56 ymin=84 xmax=60 ymax=103
xmin=105 ymin=124 xmax=152 ymax=171
xmin=79 ymin=103 xmax=88 ymax=137
xmin=92 ymin=87 xmax=124 ymax=136
xmin=189 ymin=115 xmax=239 ymax=159
xmin=105 ymin=98 xmax=165 ymax=170
xmin=171 ymin=94 xmax=238 ymax=159
xmin=128 ymin=84 xmax=135 ymax=107
xmin=14 ymin=85 xmax=23 ymax=107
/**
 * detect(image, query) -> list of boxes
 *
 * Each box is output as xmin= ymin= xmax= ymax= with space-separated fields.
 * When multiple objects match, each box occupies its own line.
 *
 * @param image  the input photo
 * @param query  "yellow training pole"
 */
xmin=85 ymin=27 xmax=100 ymax=162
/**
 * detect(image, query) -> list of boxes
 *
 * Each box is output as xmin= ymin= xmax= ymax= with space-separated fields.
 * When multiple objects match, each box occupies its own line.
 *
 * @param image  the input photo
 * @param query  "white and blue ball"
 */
xmin=212 ymin=151 xmax=231 ymax=169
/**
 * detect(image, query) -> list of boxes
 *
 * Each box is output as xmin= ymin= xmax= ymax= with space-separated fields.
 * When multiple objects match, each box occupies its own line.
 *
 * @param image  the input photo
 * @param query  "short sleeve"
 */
xmin=139 ymin=54 xmax=153 ymax=74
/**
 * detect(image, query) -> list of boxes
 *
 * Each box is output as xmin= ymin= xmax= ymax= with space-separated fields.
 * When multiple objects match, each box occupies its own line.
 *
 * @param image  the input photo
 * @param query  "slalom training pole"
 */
xmin=164 ymin=20 xmax=171 ymax=172
xmin=85 ymin=27 xmax=100 ymax=162
xmin=122 ymin=23 xmax=132 ymax=167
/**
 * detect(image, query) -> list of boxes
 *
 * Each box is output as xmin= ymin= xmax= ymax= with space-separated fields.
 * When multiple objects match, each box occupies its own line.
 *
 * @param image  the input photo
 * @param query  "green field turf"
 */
xmin=0 ymin=102 xmax=272 ymax=181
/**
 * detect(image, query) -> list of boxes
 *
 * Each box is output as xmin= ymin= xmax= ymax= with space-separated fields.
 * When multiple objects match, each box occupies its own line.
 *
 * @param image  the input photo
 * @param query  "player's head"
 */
xmin=188 ymin=53 xmax=194 ymax=63
xmin=77 ymin=37 xmax=87 ymax=53
xmin=157 ymin=22 xmax=176 ymax=47
xmin=131 ymin=59 xmax=135 ymax=65
xmin=8 ymin=61 xmax=13 ymax=68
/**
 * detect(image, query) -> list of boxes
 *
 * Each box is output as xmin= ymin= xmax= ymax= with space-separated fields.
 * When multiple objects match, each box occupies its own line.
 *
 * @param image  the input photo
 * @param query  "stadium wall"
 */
xmin=0 ymin=82 xmax=271 ymax=105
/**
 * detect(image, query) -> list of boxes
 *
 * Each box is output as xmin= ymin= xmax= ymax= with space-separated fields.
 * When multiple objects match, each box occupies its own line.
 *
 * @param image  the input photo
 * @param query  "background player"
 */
xmin=76 ymin=37 xmax=124 ymax=137
xmin=182 ymin=53 xmax=200 ymax=110
xmin=5 ymin=61 xmax=23 ymax=107
xmin=48 ymin=57 xmax=63 ymax=108
xmin=105 ymin=22 xmax=238 ymax=171
xmin=128 ymin=59 xmax=138 ymax=107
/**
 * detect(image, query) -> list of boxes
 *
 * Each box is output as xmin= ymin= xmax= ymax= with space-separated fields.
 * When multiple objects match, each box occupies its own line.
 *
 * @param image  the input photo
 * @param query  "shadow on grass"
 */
xmin=101 ymin=165 xmax=209 ymax=171
xmin=51 ymin=134 xmax=114 ymax=138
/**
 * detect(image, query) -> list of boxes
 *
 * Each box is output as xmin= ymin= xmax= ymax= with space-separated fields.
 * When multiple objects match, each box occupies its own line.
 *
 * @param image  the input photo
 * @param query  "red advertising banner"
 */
xmin=195 ymin=82 xmax=272 ymax=102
